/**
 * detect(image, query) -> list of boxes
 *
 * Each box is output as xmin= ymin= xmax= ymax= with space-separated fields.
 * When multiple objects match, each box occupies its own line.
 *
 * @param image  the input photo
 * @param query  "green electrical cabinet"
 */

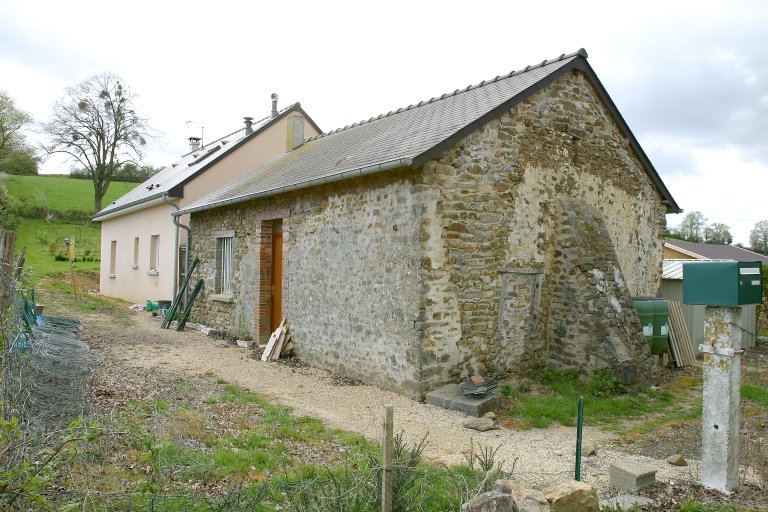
xmin=633 ymin=297 xmax=669 ymax=355
xmin=683 ymin=261 xmax=763 ymax=306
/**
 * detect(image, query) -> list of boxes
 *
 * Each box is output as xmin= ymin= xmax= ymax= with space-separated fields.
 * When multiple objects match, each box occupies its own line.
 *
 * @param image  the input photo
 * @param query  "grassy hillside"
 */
xmin=4 ymin=175 xmax=136 ymax=280
xmin=6 ymin=174 xmax=136 ymax=216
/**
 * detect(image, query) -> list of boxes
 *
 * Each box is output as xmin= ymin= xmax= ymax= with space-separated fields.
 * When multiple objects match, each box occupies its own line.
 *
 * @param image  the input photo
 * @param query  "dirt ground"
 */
xmin=78 ymin=307 xmax=701 ymax=494
xmin=34 ymin=272 xmax=764 ymax=508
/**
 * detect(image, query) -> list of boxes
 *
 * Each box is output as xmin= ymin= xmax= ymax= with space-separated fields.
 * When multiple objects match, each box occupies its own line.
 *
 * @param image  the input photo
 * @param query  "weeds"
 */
xmin=500 ymin=369 xmax=677 ymax=429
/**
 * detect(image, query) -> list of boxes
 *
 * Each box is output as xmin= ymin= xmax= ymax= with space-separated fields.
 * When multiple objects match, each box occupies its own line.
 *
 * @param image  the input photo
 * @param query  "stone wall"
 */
xmin=417 ymin=68 xmax=666 ymax=390
xmin=189 ymin=170 xmax=425 ymax=394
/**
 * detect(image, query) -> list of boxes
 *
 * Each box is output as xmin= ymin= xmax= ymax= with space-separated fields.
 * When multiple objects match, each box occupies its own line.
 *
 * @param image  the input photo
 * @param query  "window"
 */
xmin=109 ymin=240 xmax=117 ymax=277
xmin=149 ymin=235 xmax=159 ymax=274
xmin=215 ymin=234 xmax=234 ymax=295
xmin=133 ymin=237 xmax=139 ymax=269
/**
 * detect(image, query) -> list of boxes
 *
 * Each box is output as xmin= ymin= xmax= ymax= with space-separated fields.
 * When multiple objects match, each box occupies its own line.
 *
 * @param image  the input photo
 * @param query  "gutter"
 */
xmin=174 ymin=157 xmax=414 ymax=217
xmin=162 ymin=194 xmax=191 ymax=306
xmin=92 ymin=194 xmax=166 ymax=222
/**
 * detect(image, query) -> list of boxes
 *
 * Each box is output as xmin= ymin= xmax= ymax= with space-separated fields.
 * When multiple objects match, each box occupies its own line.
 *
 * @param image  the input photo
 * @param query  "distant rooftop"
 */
xmin=665 ymin=239 xmax=768 ymax=264
xmin=93 ymin=103 xmax=318 ymax=221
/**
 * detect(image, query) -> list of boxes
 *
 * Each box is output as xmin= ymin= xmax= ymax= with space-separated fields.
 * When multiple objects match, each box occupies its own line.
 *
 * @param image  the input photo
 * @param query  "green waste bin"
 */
xmin=633 ymin=297 xmax=669 ymax=355
xmin=651 ymin=299 xmax=669 ymax=356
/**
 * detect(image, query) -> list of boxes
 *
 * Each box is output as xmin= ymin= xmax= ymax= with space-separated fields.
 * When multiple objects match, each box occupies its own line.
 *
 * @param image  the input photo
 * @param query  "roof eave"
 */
xmin=175 ymin=157 xmax=413 ymax=217
xmin=92 ymin=193 xmax=169 ymax=221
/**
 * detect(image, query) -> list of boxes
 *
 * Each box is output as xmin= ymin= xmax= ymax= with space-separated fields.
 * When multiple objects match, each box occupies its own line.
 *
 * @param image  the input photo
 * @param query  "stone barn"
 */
xmin=177 ymin=49 xmax=680 ymax=397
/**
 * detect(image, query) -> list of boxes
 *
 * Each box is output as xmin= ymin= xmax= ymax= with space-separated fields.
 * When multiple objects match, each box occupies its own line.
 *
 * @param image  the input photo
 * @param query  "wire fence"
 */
xmin=2 ymin=292 xmax=100 ymax=433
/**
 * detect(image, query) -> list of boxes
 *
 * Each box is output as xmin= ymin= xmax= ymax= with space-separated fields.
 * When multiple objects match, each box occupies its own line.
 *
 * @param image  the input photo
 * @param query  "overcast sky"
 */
xmin=1 ymin=0 xmax=766 ymax=244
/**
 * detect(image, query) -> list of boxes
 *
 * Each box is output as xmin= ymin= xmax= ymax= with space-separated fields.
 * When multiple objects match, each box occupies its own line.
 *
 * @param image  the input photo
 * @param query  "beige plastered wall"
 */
xmin=98 ymin=114 xmax=319 ymax=302
xmin=98 ymin=201 xmax=180 ymax=303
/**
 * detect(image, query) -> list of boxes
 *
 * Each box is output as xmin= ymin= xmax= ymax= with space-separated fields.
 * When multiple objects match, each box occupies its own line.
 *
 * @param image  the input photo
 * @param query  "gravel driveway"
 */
xmin=85 ymin=310 xmax=700 ymax=492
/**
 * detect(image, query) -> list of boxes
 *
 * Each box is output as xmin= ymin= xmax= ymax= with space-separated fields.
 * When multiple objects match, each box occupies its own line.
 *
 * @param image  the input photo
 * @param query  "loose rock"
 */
xmin=471 ymin=375 xmax=487 ymax=387
xmin=545 ymin=480 xmax=599 ymax=512
xmin=494 ymin=480 xmax=551 ymax=512
xmin=461 ymin=491 xmax=517 ymax=512
xmin=463 ymin=417 xmax=499 ymax=432
xmin=666 ymin=454 xmax=687 ymax=466
xmin=582 ymin=441 xmax=597 ymax=456
xmin=599 ymin=494 xmax=655 ymax=510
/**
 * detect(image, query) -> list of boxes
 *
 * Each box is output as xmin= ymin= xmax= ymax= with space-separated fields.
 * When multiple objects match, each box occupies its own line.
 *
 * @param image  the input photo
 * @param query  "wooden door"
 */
xmin=271 ymin=227 xmax=283 ymax=331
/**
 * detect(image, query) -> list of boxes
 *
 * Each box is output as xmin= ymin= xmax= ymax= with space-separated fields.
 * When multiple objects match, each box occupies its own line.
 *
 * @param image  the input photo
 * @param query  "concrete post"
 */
xmin=701 ymin=306 xmax=741 ymax=492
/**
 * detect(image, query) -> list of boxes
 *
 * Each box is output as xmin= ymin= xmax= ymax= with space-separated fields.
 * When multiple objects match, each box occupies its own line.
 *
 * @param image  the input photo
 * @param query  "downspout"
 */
xmin=163 ymin=194 xmax=190 ymax=304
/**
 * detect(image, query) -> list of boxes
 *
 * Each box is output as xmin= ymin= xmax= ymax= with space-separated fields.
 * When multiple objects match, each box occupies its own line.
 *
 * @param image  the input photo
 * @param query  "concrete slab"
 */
xmin=609 ymin=461 xmax=657 ymax=491
xmin=425 ymin=383 xmax=499 ymax=417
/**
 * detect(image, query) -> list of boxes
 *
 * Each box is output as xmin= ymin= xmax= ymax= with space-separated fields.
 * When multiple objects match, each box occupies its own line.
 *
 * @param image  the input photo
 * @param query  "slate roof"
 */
xmin=664 ymin=240 xmax=768 ymax=264
xmin=178 ymin=49 xmax=680 ymax=216
xmin=92 ymin=103 xmax=319 ymax=221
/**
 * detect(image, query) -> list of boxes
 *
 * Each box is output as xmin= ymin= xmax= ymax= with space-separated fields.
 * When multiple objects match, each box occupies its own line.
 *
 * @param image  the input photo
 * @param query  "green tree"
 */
xmin=0 ymin=174 xmax=20 ymax=230
xmin=703 ymin=222 xmax=733 ymax=245
xmin=0 ymin=148 xmax=39 ymax=175
xmin=0 ymin=91 xmax=37 ymax=175
xmin=675 ymin=211 xmax=707 ymax=242
xmin=42 ymin=74 xmax=154 ymax=212
xmin=749 ymin=220 xmax=768 ymax=254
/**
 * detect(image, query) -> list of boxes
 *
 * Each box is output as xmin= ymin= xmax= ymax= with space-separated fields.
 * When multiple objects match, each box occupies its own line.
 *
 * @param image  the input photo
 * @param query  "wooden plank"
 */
xmin=675 ymin=301 xmax=696 ymax=364
xmin=668 ymin=300 xmax=695 ymax=366
xmin=671 ymin=301 xmax=686 ymax=366
xmin=261 ymin=319 xmax=285 ymax=362
xmin=668 ymin=323 xmax=684 ymax=368
xmin=270 ymin=323 xmax=288 ymax=361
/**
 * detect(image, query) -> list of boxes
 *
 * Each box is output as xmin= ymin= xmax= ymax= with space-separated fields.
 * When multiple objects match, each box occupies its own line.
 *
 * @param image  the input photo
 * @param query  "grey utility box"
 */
xmin=683 ymin=261 xmax=762 ymax=306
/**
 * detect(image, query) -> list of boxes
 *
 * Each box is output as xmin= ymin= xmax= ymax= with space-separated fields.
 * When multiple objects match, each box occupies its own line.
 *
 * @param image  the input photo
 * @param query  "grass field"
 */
xmin=16 ymin=218 xmax=102 ymax=281
xmin=5 ymin=174 xmax=136 ymax=216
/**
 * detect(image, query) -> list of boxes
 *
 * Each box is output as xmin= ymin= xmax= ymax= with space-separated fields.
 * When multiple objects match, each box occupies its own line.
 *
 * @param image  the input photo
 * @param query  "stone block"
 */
xmin=545 ymin=480 xmax=598 ymax=512
xmin=609 ymin=461 xmax=657 ymax=491
xmin=426 ymin=383 xmax=499 ymax=417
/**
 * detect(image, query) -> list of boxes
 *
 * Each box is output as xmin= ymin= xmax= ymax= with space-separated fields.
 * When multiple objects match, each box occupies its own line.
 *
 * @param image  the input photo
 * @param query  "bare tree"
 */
xmin=42 ymin=74 xmax=153 ymax=211
xmin=675 ymin=211 xmax=707 ymax=242
xmin=703 ymin=223 xmax=733 ymax=245
xmin=750 ymin=220 xmax=768 ymax=254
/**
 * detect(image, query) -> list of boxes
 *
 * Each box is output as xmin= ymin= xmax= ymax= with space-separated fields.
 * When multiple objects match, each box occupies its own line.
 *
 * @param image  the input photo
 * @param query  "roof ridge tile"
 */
xmin=305 ymin=49 xmax=585 ymax=142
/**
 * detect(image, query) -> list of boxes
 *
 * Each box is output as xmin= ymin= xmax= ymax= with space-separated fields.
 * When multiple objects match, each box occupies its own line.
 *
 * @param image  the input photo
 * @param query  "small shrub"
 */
xmin=49 ymin=240 xmax=59 ymax=255
xmin=587 ymin=368 xmax=624 ymax=397
xmin=54 ymin=253 xmax=67 ymax=261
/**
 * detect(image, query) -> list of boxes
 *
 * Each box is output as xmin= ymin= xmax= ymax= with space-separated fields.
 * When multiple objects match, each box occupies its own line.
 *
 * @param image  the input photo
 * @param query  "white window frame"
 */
xmin=109 ymin=240 xmax=117 ymax=277
xmin=213 ymin=230 xmax=235 ymax=300
xmin=149 ymin=234 xmax=159 ymax=275
xmin=132 ymin=237 xmax=140 ymax=269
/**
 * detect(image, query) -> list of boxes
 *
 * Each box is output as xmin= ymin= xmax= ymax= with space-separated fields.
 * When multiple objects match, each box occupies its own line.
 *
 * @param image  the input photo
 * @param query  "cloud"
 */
xmin=665 ymin=144 xmax=768 ymax=244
